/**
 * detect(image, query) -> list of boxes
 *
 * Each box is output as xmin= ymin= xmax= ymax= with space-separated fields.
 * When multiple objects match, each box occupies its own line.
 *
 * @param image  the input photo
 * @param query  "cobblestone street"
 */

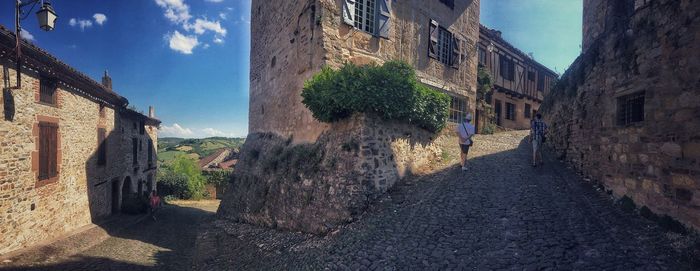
xmin=195 ymin=131 xmax=694 ymax=270
xmin=1 ymin=201 xmax=219 ymax=271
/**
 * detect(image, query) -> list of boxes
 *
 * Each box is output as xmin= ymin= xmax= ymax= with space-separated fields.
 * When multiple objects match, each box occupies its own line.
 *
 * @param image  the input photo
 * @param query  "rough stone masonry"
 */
xmin=543 ymin=0 xmax=700 ymax=229
xmin=220 ymin=0 xmax=480 ymax=233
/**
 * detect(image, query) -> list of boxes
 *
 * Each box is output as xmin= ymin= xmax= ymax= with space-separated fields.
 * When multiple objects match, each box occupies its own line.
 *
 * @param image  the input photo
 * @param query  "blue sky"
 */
xmin=0 ymin=1 xmax=581 ymax=138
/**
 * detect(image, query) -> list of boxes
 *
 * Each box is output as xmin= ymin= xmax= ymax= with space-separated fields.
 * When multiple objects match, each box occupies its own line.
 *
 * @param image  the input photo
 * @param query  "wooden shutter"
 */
xmin=428 ymin=20 xmax=439 ymax=59
xmin=98 ymin=128 xmax=107 ymax=165
xmin=342 ymin=0 xmax=356 ymax=26
xmin=450 ymin=35 xmax=461 ymax=69
xmin=376 ymin=0 xmax=391 ymax=39
xmin=39 ymin=122 xmax=58 ymax=180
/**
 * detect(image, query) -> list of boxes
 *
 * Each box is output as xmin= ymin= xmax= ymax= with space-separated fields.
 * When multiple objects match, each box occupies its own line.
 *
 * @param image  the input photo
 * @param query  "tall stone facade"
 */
xmin=477 ymin=25 xmax=557 ymax=130
xmin=249 ymin=0 xmax=480 ymax=143
xmin=543 ymin=0 xmax=700 ymax=229
xmin=223 ymin=0 xmax=480 ymax=233
xmin=0 ymin=26 xmax=160 ymax=255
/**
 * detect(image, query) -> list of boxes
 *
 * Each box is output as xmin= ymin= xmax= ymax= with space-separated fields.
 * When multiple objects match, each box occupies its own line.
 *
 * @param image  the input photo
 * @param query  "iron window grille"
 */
xmin=616 ymin=92 xmax=645 ymax=126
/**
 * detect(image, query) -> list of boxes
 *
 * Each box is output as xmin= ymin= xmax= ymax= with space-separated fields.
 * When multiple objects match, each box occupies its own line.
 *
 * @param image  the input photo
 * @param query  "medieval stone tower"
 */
xmin=249 ymin=0 xmax=481 ymax=143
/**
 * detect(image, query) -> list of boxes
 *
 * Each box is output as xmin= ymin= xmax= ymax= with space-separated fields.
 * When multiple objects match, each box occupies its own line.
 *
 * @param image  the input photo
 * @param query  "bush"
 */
xmin=157 ymin=155 xmax=206 ymax=200
xmin=481 ymin=123 xmax=496 ymax=135
xmin=301 ymin=61 xmax=450 ymax=133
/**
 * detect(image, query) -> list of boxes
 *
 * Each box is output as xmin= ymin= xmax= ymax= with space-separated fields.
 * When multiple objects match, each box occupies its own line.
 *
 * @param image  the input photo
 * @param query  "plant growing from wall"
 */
xmin=301 ymin=61 xmax=450 ymax=133
xmin=476 ymin=66 xmax=496 ymax=134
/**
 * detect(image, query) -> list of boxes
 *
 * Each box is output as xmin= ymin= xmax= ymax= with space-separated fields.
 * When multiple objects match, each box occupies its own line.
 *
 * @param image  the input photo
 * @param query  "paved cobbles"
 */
xmin=195 ymin=131 xmax=690 ymax=270
xmin=2 ymin=201 xmax=218 ymax=271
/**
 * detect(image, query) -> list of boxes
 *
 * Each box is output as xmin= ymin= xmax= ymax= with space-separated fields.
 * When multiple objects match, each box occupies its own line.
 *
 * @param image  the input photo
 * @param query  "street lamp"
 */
xmin=13 ymin=0 xmax=58 ymax=89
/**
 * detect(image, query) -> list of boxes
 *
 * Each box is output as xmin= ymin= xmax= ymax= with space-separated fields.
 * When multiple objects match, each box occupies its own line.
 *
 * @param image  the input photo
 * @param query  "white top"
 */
xmin=456 ymin=122 xmax=475 ymax=145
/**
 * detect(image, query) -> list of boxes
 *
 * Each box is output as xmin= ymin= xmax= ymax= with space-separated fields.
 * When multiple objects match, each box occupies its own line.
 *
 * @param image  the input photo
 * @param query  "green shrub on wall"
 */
xmin=301 ymin=61 xmax=450 ymax=133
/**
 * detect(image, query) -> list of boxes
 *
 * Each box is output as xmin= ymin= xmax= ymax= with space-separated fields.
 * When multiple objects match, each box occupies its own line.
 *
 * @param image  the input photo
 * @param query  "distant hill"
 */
xmin=158 ymin=137 xmax=245 ymax=164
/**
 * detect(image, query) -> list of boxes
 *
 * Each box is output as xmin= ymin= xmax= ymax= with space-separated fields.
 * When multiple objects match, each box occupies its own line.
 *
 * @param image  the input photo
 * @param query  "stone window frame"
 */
xmin=36 ymin=76 xmax=60 ymax=108
xmin=32 ymin=115 xmax=61 ymax=188
xmin=97 ymin=126 xmax=107 ymax=166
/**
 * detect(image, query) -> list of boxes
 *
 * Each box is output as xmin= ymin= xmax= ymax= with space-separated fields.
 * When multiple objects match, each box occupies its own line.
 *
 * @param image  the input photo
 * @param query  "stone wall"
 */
xmin=492 ymin=91 xmax=540 ymax=130
xmin=0 ymin=63 xmax=158 ymax=255
xmin=218 ymin=114 xmax=446 ymax=233
xmin=249 ymin=0 xmax=480 ymax=143
xmin=543 ymin=0 xmax=700 ymax=229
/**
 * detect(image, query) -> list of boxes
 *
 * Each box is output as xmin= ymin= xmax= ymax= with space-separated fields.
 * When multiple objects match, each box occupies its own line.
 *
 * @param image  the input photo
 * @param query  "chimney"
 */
xmin=494 ymin=30 xmax=502 ymax=38
xmin=101 ymin=70 xmax=112 ymax=90
xmin=149 ymin=106 xmax=155 ymax=118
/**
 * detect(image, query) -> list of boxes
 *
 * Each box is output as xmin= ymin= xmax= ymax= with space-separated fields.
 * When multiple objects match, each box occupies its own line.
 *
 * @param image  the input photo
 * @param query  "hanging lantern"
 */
xmin=36 ymin=1 xmax=58 ymax=31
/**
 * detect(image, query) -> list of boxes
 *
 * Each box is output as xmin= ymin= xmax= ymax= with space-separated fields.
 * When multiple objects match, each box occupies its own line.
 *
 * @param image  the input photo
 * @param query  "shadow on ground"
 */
xmin=1 ymin=203 xmax=217 ymax=271
xmin=195 ymin=136 xmax=699 ymax=270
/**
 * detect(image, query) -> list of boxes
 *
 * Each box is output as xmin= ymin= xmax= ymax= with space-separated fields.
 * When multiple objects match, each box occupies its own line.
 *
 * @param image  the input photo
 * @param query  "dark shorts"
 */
xmin=460 ymin=144 xmax=470 ymax=153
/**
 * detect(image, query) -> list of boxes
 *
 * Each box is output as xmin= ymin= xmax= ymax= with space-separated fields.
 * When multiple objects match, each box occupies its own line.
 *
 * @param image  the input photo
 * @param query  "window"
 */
xmin=537 ymin=71 xmax=545 ymax=91
xmin=527 ymin=71 xmax=535 ymax=81
xmin=478 ymin=47 xmax=486 ymax=66
xmin=354 ymin=0 xmax=376 ymax=33
xmin=617 ymin=92 xmax=645 ymax=126
xmin=429 ymin=20 xmax=461 ymax=68
xmin=439 ymin=0 xmax=455 ymax=9
xmin=505 ymin=102 xmax=516 ymax=121
xmin=438 ymin=28 xmax=452 ymax=65
xmin=99 ymin=104 xmax=106 ymax=118
xmin=97 ymin=128 xmax=107 ymax=166
xmin=38 ymin=122 xmax=58 ymax=181
xmin=499 ymin=55 xmax=515 ymax=81
xmin=39 ymin=77 xmax=57 ymax=105
xmin=449 ymin=96 xmax=468 ymax=123
xmin=524 ymin=104 xmax=532 ymax=119
xmin=148 ymin=139 xmax=154 ymax=166
xmin=132 ymin=138 xmax=138 ymax=165
xmin=139 ymin=120 xmax=145 ymax=135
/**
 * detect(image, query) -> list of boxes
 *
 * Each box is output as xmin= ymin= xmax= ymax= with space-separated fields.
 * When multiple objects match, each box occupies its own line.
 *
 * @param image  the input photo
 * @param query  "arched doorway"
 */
xmin=122 ymin=176 xmax=132 ymax=198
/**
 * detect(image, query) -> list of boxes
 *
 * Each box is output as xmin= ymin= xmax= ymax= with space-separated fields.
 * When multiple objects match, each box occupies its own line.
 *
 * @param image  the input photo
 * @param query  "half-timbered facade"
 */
xmin=0 ymin=25 xmax=160 ymax=255
xmin=477 ymin=25 xmax=558 ymax=130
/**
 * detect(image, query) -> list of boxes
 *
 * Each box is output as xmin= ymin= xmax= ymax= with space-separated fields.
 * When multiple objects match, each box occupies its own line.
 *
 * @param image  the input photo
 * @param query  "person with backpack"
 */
xmin=530 ymin=113 xmax=548 ymax=167
xmin=456 ymin=113 xmax=475 ymax=171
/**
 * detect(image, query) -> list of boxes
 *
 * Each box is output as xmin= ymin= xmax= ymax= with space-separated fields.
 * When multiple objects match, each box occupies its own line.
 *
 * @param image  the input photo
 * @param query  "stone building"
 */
xmin=0 ymin=25 xmax=160 ymax=255
xmin=249 ymin=0 xmax=480 ymax=143
xmin=220 ymin=0 xmax=480 ymax=234
xmin=543 ymin=0 xmax=700 ymax=229
xmin=477 ymin=25 xmax=558 ymax=130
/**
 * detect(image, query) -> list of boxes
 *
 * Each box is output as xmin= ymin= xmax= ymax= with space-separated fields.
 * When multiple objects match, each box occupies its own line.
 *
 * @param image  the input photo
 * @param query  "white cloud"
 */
xmin=93 ymin=13 xmax=108 ymax=25
xmin=20 ymin=29 xmax=35 ymax=42
xmin=185 ymin=18 xmax=227 ymax=36
xmin=155 ymin=0 xmax=192 ymax=24
xmin=154 ymin=0 xmax=228 ymax=53
xmin=167 ymin=31 xmax=199 ymax=54
xmin=69 ymin=18 xmax=93 ymax=31
xmin=202 ymin=43 xmax=210 ymax=49
xmin=160 ymin=123 xmax=194 ymax=137
xmin=201 ymin=128 xmax=232 ymax=137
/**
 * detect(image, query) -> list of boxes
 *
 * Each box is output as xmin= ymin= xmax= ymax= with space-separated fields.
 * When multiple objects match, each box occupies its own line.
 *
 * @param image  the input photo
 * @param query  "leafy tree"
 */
xmin=159 ymin=155 xmax=206 ymax=200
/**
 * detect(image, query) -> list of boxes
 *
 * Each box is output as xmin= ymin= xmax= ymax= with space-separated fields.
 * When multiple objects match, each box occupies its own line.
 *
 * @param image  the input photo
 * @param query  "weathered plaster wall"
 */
xmin=0 ymin=64 xmax=158 ymax=255
xmin=544 ymin=0 xmax=700 ymax=229
xmin=218 ymin=114 xmax=446 ymax=233
xmin=492 ymin=91 xmax=540 ymax=130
